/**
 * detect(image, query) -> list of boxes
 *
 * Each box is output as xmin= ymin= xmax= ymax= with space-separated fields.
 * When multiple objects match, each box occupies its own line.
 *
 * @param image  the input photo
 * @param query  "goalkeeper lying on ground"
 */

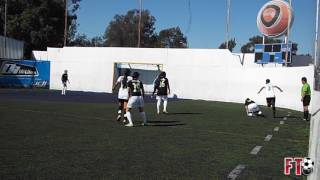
xmin=244 ymin=98 xmax=264 ymax=117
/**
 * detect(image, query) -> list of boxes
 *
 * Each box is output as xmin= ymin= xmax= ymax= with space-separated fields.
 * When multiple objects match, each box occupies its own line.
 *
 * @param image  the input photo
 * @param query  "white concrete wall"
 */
xmin=32 ymin=51 xmax=48 ymax=60
xmin=47 ymin=47 xmax=314 ymax=111
xmin=309 ymin=90 xmax=320 ymax=180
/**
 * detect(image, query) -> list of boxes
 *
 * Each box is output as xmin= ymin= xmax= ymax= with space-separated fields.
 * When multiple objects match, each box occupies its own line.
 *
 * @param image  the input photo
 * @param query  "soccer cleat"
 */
xmin=141 ymin=122 xmax=147 ymax=126
xmin=163 ymin=111 xmax=169 ymax=114
xmin=122 ymin=118 xmax=128 ymax=124
xmin=125 ymin=123 xmax=133 ymax=127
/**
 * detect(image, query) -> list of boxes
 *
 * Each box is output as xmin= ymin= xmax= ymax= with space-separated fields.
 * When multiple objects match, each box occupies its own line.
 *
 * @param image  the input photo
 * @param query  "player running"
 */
xmin=112 ymin=69 xmax=132 ymax=123
xmin=125 ymin=72 xmax=148 ymax=127
xmin=244 ymin=98 xmax=263 ymax=117
xmin=61 ymin=70 xmax=70 ymax=95
xmin=257 ymin=79 xmax=283 ymax=118
xmin=152 ymin=71 xmax=170 ymax=114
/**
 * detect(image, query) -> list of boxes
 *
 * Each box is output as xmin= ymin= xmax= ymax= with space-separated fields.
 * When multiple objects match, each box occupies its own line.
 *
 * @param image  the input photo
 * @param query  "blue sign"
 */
xmin=254 ymin=43 xmax=292 ymax=64
xmin=0 ymin=59 xmax=50 ymax=88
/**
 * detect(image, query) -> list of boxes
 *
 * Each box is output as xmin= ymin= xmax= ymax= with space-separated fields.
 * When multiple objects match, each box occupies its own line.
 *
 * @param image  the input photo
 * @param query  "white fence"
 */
xmin=46 ymin=47 xmax=314 ymax=112
xmin=308 ymin=91 xmax=320 ymax=180
xmin=0 ymin=36 xmax=24 ymax=59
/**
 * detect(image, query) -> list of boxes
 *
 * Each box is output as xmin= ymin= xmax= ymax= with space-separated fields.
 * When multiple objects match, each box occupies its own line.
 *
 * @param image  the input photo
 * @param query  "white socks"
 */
xmin=126 ymin=111 xmax=147 ymax=125
xmin=157 ymin=99 xmax=168 ymax=113
xmin=157 ymin=99 xmax=161 ymax=113
xmin=62 ymin=87 xmax=67 ymax=95
xmin=163 ymin=100 xmax=168 ymax=112
xmin=126 ymin=112 xmax=133 ymax=125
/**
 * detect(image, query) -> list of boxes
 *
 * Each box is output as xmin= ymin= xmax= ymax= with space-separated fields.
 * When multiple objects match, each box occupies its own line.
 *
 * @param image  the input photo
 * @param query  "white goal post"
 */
xmin=113 ymin=62 xmax=163 ymax=94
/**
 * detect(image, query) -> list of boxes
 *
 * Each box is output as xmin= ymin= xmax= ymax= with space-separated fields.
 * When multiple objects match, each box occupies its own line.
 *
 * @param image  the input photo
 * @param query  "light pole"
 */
xmin=225 ymin=0 xmax=231 ymax=50
xmin=137 ymin=0 xmax=142 ymax=48
xmin=285 ymin=0 xmax=292 ymax=67
xmin=315 ymin=0 xmax=320 ymax=70
xmin=64 ymin=0 xmax=67 ymax=47
xmin=4 ymin=0 xmax=7 ymax=57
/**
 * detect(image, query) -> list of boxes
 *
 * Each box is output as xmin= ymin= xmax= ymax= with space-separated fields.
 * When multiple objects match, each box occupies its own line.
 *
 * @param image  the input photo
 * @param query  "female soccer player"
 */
xmin=244 ymin=98 xmax=263 ymax=116
xmin=61 ymin=70 xmax=70 ymax=95
xmin=126 ymin=72 xmax=148 ymax=127
xmin=112 ymin=69 xmax=132 ymax=122
xmin=258 ymin=79 xmax=283 ymax=118
xmin=152 ymin=71 xmax=170 ymax=114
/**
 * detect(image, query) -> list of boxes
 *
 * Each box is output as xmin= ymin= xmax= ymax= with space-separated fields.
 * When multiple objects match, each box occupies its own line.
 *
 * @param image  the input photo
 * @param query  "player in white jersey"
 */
xmin=244 ymin=98 xmax=263 ymax=117
xmin=257 ymin=79 xmax=283 ymax=118
xmin=112 ymin=69 xmax=132 ymax=123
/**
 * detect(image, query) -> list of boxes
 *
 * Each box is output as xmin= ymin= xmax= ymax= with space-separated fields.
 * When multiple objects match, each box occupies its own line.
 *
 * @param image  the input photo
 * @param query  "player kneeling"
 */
xmin=125 ymin=72 xmax=148 ymax=127
xmin=245 ymin=98 xmax=263 ymax=117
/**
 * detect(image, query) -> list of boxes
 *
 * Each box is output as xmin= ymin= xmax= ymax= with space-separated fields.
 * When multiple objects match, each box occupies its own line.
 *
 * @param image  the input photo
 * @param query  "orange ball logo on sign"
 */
xmin=257 ymin=0 xmax=294 ymax=37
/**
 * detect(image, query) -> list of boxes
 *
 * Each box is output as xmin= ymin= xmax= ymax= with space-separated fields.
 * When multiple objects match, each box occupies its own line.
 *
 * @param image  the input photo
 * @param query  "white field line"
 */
xmin=250 ymin=146 xmax=263 ymax=155
xmin=227 ymin=164 xmax=246 ymax=180
xmin=264 ymin=134 xmax=273 ymax=142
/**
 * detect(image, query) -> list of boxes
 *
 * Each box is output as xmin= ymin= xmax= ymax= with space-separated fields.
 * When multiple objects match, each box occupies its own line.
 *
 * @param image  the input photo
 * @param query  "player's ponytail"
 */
xmin=122 ymin=69 xmax=131 ymax=88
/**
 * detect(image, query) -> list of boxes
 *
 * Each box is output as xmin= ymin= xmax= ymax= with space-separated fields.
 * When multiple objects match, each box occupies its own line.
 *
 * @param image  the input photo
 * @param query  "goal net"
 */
xmin=113 ymin=62 xmax=163 ymax=94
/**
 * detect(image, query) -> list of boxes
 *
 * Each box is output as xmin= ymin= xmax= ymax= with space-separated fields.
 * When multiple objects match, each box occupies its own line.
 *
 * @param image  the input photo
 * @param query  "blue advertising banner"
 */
xmin=0 ymin=59 xmax=50 ymax=88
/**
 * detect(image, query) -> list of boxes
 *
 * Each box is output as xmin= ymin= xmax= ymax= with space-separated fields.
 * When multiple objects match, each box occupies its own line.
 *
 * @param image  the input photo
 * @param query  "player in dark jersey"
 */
xmin=153 ymin=71 xmax=170 ymax=114
xmin=61 ymin=70 xmax=70 ymax=95
xmin=125 ymin=72 xmax=147 ymax=127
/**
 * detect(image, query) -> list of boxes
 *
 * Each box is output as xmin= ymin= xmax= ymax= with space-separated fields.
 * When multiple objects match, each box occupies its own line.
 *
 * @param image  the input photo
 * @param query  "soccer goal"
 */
xmin=113 ymin=62 xmax=163 ymax=94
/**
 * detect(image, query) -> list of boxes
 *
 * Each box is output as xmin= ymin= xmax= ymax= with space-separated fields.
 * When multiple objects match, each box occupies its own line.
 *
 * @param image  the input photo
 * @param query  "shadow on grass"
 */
xmin=147 ymin=120 xmax=180 ymax=123
xmin=274 ymin=115 xmax=300 ymax=119
xmin=144 ymin=120 xmax=186 ymax=127
xmin=165 ymin=112 xmax=202 ymax=115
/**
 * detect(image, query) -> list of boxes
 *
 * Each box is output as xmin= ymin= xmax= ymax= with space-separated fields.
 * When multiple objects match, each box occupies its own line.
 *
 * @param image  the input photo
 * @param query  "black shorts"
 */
xmin=118 ymin=99 xmax=128 ymax=103
xmin=266 ymin=97 xmax=276 ymax=107
xmin=303 ymin=95 xmax=311 ymax=106
xmin=62 ymin=82 xmax=67 ymax=87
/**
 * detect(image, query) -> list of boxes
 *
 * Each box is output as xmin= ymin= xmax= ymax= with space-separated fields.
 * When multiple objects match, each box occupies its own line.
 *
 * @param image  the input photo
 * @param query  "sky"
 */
xmin=76 ymin=0 xmax=317 ymax=54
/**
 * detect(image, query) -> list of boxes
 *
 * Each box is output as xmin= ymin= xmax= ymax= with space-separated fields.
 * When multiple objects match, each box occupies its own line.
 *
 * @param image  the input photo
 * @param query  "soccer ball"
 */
xmin=258 ymin=111 xmax=262 ymax=115
xmin=302 ymin=157 xmax=314 ymax=176
xmin=257 ymin=0 xmax=294 ymax=37
xmin=248 ymin=113 xmax=253 ymax=117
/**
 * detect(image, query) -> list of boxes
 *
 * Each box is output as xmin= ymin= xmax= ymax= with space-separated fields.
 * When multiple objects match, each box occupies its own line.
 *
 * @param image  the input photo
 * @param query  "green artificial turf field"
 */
xmin=0 ymin=95 xmax=309 ymax=179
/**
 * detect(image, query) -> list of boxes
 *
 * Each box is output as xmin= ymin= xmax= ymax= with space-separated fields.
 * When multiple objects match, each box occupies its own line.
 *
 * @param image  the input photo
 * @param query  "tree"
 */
xmin=218 ymin=38 xmax=236 ymax=52
xmin=69 ymin=34 xmax=104 ymax=47
xmin=67 ymin=0 xmax=81 ymax=44
xmin=0 ymin=0 xmax=81 ymax=58
xmin=103 ymin=9 xmax=188 ymax=48
xmin=240 ymin=35 xmax=282 ymax=53
xmin=90 ymin=36 xmax=104 ymax=47
xmin=69 ymin=33 xmax=91 ymax=47
xmin=158 ymin=27 xmax=187 ymax=48
xmin=104 ymin=9 xmax=158 ymax=47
